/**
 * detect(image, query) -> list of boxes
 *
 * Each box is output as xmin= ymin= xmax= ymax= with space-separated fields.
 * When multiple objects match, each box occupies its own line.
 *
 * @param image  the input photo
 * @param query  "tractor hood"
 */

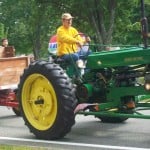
xmin=86 ymin=47 xmax=150 ymax=69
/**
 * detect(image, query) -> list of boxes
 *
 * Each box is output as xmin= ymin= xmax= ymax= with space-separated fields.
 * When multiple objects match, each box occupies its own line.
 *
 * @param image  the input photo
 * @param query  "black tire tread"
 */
xmin=18 ymin=60 xmax=77 ymax=140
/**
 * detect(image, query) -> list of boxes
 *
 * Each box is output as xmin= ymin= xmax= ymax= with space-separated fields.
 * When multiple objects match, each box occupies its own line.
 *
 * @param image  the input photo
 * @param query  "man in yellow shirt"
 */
xmin=57 ymin=13 xmax=91 ymax=63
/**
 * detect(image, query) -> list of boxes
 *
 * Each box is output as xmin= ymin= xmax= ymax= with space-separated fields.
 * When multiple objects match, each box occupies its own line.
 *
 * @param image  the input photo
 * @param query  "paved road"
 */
xmin=0 ymin=106 xmax=150 ymax=150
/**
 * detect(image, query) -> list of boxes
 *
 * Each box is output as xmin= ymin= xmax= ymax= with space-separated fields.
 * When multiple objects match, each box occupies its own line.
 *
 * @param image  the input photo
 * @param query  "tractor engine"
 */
xmin=76 ymin=63 xmax=150 ymax=105
xmin=76 ymin=68 xmax=112 ymax=103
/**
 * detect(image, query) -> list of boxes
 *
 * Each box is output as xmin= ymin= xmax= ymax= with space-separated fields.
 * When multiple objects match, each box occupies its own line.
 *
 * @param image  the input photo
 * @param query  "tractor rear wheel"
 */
xmin=18 ymin=61 xmax=77 ymax=140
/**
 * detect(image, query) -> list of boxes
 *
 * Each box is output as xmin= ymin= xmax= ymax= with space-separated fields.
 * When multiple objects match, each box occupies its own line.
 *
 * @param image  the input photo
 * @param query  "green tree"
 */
xmin=49 ymin=0 xmax=144 ymax=49
xmin=0 ymin=0 xmax=56 ymax=57
xmin=0 ymin=23 xmax=8 ymax=39
xmin=0 ymin=0 xmax=149 ymax=57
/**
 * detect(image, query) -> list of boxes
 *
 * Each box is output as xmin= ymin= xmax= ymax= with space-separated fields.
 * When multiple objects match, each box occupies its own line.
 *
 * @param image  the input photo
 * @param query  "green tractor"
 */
xmin=17 ymin=0 xmax=150 ymax=140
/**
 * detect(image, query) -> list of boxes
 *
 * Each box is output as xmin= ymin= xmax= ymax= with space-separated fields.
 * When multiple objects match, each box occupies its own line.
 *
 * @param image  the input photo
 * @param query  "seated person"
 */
xmin=0 ymin=38 xmax=15 ymax=57
xmin=56 ymin=13 xmax=91 ymax=64
xmin=1 ymin=38 xmax=9 ymax=47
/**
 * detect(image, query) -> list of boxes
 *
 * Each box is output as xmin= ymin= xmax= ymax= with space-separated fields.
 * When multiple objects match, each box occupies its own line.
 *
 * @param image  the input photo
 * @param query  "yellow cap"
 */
xmin=61 ymin=13 xmax=74 ymax=19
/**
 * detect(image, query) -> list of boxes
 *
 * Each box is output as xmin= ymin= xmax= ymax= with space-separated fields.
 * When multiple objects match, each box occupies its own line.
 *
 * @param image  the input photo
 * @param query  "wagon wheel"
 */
xmin=12 ymin=107 xmax=21 ymax=116
xmin=12 ymin=89 xmax=21 ymax=116
xmin=18 ymin=61 xmax=77 ymax=140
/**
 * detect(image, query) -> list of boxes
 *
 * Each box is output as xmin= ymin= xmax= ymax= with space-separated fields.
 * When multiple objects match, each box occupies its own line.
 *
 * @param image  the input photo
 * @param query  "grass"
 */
xmin=0 ymin=145 xmax=48 ymax=150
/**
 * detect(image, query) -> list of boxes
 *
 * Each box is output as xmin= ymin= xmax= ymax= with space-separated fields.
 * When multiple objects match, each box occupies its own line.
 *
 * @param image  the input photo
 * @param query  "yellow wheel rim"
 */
xmin=22 ymin=73 xmax=57 ymax=130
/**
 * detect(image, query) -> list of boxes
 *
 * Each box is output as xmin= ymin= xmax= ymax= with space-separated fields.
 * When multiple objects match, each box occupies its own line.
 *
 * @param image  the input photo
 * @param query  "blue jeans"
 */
xmin=61 ymin=48 xmax=91 ymax=63
xmin=60 ymin=49 xmax=91 ymax=77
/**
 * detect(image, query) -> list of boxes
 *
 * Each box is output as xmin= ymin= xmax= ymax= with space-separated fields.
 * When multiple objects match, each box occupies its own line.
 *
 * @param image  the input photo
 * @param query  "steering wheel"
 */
xmin=73 ymin=33 xmax=90 ymax=53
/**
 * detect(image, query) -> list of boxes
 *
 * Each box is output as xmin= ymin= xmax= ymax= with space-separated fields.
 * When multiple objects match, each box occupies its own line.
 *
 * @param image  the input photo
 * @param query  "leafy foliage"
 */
xmin=0 ymin=0 xmax=149 ymax=57
xmin=0 ymin=23 xmax=8 ymax=39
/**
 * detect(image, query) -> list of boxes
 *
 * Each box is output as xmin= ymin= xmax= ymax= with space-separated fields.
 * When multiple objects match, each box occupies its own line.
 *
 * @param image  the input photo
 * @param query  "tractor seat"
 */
xmin=54 ymin=57 xmax=65 ymax=64
xmin=54 ymin=57 xmax=70 ymax=67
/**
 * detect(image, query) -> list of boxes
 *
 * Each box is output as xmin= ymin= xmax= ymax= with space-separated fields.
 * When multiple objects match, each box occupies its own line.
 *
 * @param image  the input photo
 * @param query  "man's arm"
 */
xmin=57 ymin=27 xmax=84 ymax=45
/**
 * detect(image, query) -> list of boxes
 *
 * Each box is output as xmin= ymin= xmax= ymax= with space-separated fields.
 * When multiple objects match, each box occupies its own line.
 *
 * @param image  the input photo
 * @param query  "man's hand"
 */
xmin=76 ymin=41 xmax=83 ymax=48
xmin=85 ymin=36 xmax=91 ymax=43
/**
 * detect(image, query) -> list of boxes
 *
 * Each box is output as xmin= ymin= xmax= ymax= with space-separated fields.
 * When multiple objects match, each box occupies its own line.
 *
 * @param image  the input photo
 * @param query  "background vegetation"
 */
xmin=0 ymin=0 xmax=150 ymax=59
xmin=0 ymin=144 xmax=48 ymax=150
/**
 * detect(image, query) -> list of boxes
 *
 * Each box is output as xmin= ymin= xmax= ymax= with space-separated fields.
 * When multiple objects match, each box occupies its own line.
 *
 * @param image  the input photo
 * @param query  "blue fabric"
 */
xmin=61 ymin=48 xmax=92 ymax=63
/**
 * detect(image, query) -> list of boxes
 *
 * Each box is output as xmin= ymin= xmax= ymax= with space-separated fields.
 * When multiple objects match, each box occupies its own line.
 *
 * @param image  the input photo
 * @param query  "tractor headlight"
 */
xmin=76 ymin=59 xmax=85 ymax=68
xmin=144 ymin=74 xmax=150 ymax=91
xmin=145 ymin=83 xmax=150 ymax=91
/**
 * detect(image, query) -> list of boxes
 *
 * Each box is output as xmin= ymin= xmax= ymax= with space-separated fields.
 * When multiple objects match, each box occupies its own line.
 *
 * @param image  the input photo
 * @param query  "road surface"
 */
xmin=0 ymin=106 xmax=150 ymax=150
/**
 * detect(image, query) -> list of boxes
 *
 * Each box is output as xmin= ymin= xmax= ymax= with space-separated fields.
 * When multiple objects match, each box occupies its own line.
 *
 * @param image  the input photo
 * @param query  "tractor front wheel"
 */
xmin=99 ymin=116 xmax=128 ymax=123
